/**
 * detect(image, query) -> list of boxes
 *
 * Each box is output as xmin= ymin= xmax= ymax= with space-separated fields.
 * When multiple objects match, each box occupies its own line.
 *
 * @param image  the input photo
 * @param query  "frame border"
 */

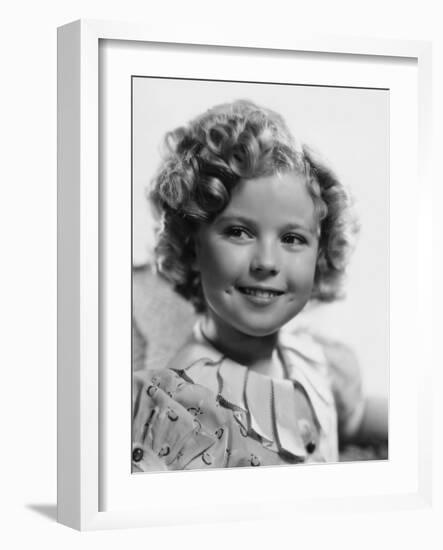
xmin=57 ymin=19 xmax=432 ymax=531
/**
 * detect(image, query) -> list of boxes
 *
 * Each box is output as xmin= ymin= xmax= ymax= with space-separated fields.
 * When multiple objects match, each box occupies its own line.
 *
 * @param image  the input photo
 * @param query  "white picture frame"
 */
xmin=57 ymin=19 xmax=433 ymax=531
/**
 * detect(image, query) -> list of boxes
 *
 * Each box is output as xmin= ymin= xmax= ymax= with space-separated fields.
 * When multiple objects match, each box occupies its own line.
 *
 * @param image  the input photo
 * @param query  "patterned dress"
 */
xmin=132 ymin=323 xmax=365 ymax=472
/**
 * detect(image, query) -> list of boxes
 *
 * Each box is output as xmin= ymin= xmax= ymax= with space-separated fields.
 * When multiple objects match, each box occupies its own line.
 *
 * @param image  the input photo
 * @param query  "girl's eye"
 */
xmin=224 ymin=226 xmax=253 ymax=240
xmin=281 ymin=233 xmax=307 ymax=246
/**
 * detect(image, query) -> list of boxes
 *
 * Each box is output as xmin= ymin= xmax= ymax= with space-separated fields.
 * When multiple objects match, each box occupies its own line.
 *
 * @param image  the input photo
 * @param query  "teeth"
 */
xmin=241 ymin=288 xmax=279 ymax=297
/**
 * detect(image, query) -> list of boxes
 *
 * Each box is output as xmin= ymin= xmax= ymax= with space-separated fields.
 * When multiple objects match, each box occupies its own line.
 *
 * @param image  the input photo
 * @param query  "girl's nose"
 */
xmin=250 ymin=241 xmax=280 ymax=277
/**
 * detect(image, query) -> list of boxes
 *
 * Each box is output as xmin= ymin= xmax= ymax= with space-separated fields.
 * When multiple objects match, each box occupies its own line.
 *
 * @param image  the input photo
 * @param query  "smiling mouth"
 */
xmin=237 ymin=286 xmax=285 ymax=299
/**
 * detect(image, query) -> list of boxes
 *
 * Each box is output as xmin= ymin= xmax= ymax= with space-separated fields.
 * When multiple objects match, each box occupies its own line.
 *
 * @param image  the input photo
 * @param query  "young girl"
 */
xmin=132 ymin=99 xmax=387 ymax=472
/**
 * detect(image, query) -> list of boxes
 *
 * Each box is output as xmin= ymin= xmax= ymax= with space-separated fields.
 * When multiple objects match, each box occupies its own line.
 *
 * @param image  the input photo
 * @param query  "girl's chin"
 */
xmin=231 ymin=320 xmax=286 ymax=339
xmin=204 ymin=301 xmax=304 ymax=339
xmin=207 ymin=314 xmax=282 ymax=339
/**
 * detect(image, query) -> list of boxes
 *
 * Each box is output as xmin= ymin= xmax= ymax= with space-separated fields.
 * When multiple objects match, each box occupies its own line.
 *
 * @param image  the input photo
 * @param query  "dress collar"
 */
xmin=179 ymin=321 xmax=336 ymax=460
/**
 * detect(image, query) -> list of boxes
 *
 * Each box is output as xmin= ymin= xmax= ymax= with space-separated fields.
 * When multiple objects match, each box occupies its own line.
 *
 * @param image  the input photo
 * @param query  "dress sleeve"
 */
xmin=318 ymin=338 xmax=366 ymax=440
xmin=132 ymin=368 xmax=250 ymax=471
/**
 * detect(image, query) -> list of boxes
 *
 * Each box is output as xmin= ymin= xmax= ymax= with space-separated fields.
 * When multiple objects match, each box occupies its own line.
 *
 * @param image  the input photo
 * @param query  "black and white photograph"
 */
xmin=131 ymin=77 xmax=389 ymax=472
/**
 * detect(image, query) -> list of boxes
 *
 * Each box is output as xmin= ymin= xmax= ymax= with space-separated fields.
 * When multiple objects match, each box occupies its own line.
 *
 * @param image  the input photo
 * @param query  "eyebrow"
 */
xmin=216 ymin=214 xmax=318 ymax=235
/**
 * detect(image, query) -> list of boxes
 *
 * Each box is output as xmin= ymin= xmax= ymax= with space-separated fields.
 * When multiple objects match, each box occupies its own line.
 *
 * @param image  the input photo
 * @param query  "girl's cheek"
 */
xmin=211 ymin=241 xmax=247 ymax=263
xmin=288 ymin=253 xmax=317 ymax=289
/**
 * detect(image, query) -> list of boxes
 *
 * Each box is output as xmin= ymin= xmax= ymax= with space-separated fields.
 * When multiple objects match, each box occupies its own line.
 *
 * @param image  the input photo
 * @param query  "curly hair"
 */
xmin=149 ymin=99 xmax=358 ymax=313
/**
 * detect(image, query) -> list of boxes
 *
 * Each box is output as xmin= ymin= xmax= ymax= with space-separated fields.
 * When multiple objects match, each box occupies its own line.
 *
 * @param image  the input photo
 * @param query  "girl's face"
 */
xmin=194 ymin=171 xmax=319 ymax=337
